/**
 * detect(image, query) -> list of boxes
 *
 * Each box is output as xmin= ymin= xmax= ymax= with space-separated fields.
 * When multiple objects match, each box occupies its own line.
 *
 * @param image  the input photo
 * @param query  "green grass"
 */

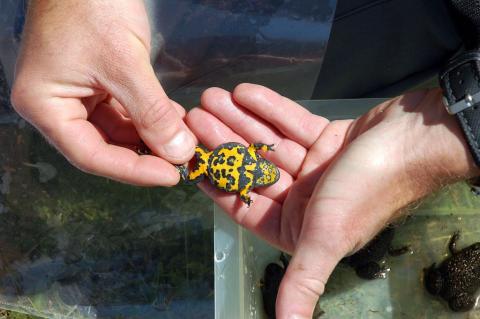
xmin=0 ymin=116 xmax=214 ymax=317
xmin=0 ymin=310 xmax=40 ymax=319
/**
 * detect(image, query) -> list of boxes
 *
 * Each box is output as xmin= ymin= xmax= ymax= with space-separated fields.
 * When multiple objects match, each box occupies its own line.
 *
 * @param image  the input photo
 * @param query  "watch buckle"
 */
xmin=444 ymin=92 xmax=480 ymax=114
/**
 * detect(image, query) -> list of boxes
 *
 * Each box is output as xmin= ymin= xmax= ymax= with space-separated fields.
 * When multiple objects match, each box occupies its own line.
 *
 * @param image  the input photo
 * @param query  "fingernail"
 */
xmin=162 ymin=130 xmax=195 ymax=160
xmin=289 ymin=315 xmax=309 ymax=319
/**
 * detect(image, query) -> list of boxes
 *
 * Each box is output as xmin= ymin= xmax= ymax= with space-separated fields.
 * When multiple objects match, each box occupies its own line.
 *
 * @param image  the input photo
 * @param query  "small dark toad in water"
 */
xmin=178 ymin=142 xmax=280 ymax=206
xmin=342 ymin=225 xmax=411 ymax=280
xmin=261 ymin=254 xmax=324 ymax=319
xmin=261 ymin=254 xmax=289 ymax=319
xmin=424 ymin=231 xmax=480 ymax=312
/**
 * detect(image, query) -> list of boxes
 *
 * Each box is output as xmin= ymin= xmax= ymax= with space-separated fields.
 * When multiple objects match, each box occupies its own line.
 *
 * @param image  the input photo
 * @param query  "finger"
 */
xmin=201 ymin=87 xmax=307 ymax=176
xmin=89 ymin=102 xmax=141 ymax=145
xmin=81 ymin=93 xmax=110 ymax=115
xmin=299 ymin=120 xmax=353 ymax=178
xmin=276 ymin=198 xmax=357 ymax=319
xmin=170 ymin=99 xmax=187 ymax=118
xmin=233 ymin=83 xmax=328 ymax=148
xmin=276 ymin=195 xmax=390 ymax=318
xmin=186 ymin=107 xmax=293 ymax=202
xmin=103 ymin=56 xmax=195 ymax=164
xmin=55 ymin=119 xmax=179 ymax=186
xmin=109 ymin=98 xmax=131 ymax=117
xmin=198 ymin=182 xmax=290 ymax=251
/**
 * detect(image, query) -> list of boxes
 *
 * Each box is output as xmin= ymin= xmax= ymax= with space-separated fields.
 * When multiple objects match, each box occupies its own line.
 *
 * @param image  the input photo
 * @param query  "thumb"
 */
xmin=276 ymin=232 xmax=347 ymax=319
xmin=105 ymin=56 xmax=196 ymax=164
xmin=276 ymin=158 xmax=395 ymax=318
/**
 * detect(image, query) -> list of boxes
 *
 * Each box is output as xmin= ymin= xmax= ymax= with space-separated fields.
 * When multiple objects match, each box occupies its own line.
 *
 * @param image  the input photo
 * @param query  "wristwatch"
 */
xmin=440 ymin=50 xmax=480 ymax=166
xmin=439 ymin=50 xmax=480 ymax=193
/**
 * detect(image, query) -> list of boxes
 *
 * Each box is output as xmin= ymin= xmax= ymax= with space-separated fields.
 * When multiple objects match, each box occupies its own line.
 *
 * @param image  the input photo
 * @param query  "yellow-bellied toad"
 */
xmin=178 ymin=142 xmax=280 ymax=206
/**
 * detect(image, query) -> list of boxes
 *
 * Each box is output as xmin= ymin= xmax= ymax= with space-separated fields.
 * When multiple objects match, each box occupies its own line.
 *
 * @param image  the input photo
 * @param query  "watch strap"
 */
xmin=440 ymin=50 xmax=480 ymax=166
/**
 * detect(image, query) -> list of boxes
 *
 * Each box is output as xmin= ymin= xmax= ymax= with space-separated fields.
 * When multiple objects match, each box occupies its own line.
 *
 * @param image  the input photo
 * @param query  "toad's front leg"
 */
xmin=449 ymin=293 xmax=476 ymax=312
xmin=250 ymin=143 xmax=275 ymax=153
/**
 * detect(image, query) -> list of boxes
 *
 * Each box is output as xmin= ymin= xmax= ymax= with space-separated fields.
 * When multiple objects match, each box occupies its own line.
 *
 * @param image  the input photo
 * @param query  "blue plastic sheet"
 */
xmin=0 ymin=1 xmax=336 ymax=317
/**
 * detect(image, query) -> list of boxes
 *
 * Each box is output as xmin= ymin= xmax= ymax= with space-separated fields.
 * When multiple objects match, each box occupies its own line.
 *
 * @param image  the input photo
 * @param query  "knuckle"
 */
xmin=298 ymin=112 xmax=327 ymax=147
xmin=10 ymin=80 xmax=30 ymax=115
xmin=66 ymin=141 xmax=138 ymax=184
xmin=201 ymin=87 xmax=221 ymax=100
xmin=69 ymin=149 xmax=98 ymax=176
xmin=233 ymin=83 xmax=251 ymax=94
xmin=291 ymin=274 xmax=326 ymax=298
xmin=138 ymin=98 xmax=176 ymax=130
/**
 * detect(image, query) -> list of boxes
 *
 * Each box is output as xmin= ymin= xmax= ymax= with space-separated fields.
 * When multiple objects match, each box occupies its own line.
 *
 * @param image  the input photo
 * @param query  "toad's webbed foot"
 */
xmin=388 ymin=245 xmax=412 ymax=256
xmin=176 ymin=165 xmax=189 ymax=180
xmin=449 ymin=231 xmax=461 ymax=255
xmin=355 ymin=262 xmax=388 ymax=280
xmin=240 ymin=193 xmax=252 ymax=207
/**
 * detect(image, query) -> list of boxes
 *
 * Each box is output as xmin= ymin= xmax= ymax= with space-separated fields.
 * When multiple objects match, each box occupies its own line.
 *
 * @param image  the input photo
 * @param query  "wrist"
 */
xmin=400 ymin=89 xmax=480 ymax=193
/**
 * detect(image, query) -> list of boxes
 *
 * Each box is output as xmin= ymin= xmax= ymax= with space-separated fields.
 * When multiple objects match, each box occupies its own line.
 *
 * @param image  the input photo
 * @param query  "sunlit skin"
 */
xmin=186 ymin=83 xmax=479 ymax=319
xmin=11 ymin=0 xmax=196 ymax=186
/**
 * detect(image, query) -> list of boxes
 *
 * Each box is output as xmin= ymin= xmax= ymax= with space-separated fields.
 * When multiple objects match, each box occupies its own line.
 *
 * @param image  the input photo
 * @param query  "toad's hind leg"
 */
xmin=179 ymin=145 xmax=211 ymax=184
xmin=355 ymin=262 xmax=387 ymax=280
xmin=449 ymin=231 xmax=460 ymax=255
xmin=239 ymin=171 xmax=255 ymax=206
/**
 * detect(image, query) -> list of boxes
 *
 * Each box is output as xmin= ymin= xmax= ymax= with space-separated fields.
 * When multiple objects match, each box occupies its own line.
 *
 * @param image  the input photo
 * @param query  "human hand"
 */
xmin=11 ymin=0 xmax=196 ymax=186
xmin=186 ymin=83 xmax=479 ymax=318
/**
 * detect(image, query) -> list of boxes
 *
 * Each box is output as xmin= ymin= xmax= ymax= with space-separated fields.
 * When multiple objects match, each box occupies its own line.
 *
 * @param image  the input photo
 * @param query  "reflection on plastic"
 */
xmin=0 ymin=1 xmax=337 ymax=318
xmin=23 ymin=162 xmax=58 ymax=184
xmin=146 ymin=0 xmax=336 ymax=106
xmin=0 ymin=3 xmax=215 ymax=318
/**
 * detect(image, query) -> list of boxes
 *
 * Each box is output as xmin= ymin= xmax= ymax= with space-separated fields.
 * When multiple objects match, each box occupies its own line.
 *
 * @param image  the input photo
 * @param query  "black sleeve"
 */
xmin=313 ymin=0 xmax=462 ymax=99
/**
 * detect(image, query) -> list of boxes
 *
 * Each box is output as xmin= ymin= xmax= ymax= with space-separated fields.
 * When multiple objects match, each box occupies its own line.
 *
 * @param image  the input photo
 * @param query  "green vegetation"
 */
xmin=0 ymin=121 xmax=214 ymax=318
xmin=0 ymin=310 xmax=40 ymax=319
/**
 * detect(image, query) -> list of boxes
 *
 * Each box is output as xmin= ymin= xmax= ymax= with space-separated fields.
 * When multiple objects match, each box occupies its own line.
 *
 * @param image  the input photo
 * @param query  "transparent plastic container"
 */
xmin=214 ymin=99 xmax=480 ymax=319
xmin=0 ymin=1 xmax=336 ymax=317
